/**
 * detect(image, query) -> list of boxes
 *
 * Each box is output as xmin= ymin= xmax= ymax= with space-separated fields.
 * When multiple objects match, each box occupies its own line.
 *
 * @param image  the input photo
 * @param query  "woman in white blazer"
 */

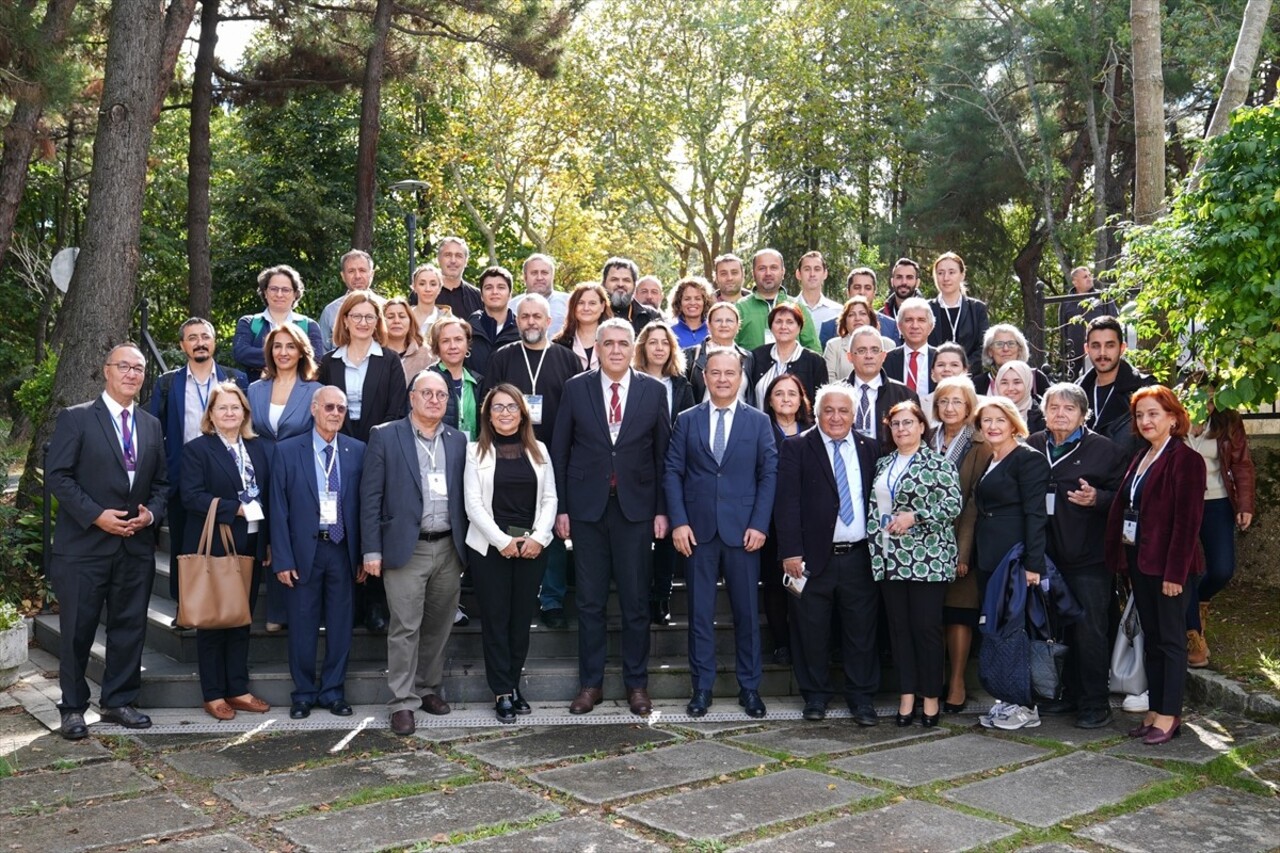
xmin=464 ymin=383 xmax=558 ymax=722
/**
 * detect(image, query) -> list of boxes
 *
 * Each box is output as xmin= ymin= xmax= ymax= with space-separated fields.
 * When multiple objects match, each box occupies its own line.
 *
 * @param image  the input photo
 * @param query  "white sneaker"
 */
xmin=993 ymin=704 xmax=1041 ymax=730
xmin=1122 ymin=691 xmax=1149 ymax=713
xmin=979 ymin=701 xmax=1011 ymax=728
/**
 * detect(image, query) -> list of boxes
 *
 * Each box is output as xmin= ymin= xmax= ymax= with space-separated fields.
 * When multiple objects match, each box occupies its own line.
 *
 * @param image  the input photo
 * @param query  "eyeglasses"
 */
xmin=889 ymin=419 xmax=919 ymax=429
xmin=490 ymin=403 xmax=521 ymax=414
xmin=265 ymin=286 xmax=294 ymax=295
xmin=415 ymin=389 xmax=450 ymax=401
xmin=991 ymin=340 xmax=1019 ymax=350
xmin=851 ymin=347 xmax=882 ymax=356
xmin=320 ymin=403 xmax=348 ymax=413
xmin=347 ymin=314 xmax=378 ymax=324
xmin=108 ymin=362 xmax=145 ymax=375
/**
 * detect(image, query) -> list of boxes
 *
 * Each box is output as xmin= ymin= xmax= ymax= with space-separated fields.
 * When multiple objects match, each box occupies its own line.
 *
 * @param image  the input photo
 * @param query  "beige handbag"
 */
xmin=177 ymin=498 xmax=254 ymax=629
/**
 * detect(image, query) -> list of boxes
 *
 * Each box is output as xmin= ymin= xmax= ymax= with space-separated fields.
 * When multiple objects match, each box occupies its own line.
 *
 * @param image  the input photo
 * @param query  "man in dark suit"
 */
xmin=552 ymin=318 xmax=671 ymax=716
xmin=150 ymin=318 xmax=246 ymax=608
xmin=665 ymin=348 xmax=777 ymax=718
xmin=269 ymin=386 xmax=365 ymax=719
xmin=774 ymin=383 xmax=880 ymax=724
xmin=844 ymin=325 xmax=918 ymax=454
xmin=882 ymin=298 xmax=937 ymax=398
xmin=47 ymin=344 xmax=169 ymax=738
xmin=360 ymin=369 xmax=468 ymax=735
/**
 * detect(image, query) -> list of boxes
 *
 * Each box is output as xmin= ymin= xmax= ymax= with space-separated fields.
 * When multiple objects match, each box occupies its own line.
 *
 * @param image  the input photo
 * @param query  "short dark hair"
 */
xmin=846 ymin=267 xmax=877 ymax=288
xmin=478 ymin=265 xmax=514 ymax=292
xmin=1085 ymin=315 xmax=1125 ymax=342
xmin=601 ymin=257 xmax=639 ymax=286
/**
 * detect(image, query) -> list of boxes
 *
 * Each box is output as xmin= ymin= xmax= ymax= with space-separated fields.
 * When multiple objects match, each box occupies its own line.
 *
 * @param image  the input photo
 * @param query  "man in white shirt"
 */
xmin=884 ymin=297 xmax=937 ymax=400
xmin=794 ymin=251 xmax=842 ymax=330
xmin=510 ymin=253 xmax=570 ymax=336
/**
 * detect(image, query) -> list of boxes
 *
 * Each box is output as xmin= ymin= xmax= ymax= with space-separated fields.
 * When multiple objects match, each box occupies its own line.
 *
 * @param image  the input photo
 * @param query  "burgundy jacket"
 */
xmin=1213 ymin=413 xmax=1256 ymax=515
xmin=1104 ymin=437 xmax=1206 ymax=586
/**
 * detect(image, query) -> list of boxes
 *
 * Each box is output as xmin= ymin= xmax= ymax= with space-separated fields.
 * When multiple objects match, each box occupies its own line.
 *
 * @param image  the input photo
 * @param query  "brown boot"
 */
xmin=1199 ymin=602 xmax=1211 ymax=660
xmin=1187 ymin=629 xmax=1209 ymax=668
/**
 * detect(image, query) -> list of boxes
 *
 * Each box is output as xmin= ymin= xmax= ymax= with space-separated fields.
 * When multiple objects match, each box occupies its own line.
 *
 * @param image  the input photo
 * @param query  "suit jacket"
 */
xmin=1027 ymin=428 xmax=1125 ymax=571
xmin=773 ymin=426 xmax=877 ymax=579
xmin=151 ymin=364 xmax=248 ymax=495
xmin=748 ymin=345 xmax=827 ymax=412
xmin=247 ymin=378 xmax=323 ymax=448
xmin=551 ymin=369 xmax=671 ymax=523
xmin=1105 ymin=437 xmax=1207 ymax=585
xmin=848 ymin=372 xmax=918 ymax=454
xmin=664 ymin=374 xmax=697 ymax=424
xmin=47 ymin=397 xmax=169 ymax=557
xmin=179 ymin=433 xmax=271 ymax=560
xmin=684 ymin=342 xmax=755 ymax=407
xmin=665 ymin=401 xmax=777 ymax=545
xmin=820 ymin=314 xmax=900 ymax=348
xmin=232 ymin=312 xmax=324 ymax=382
xmin=463 ymin=440 xmax=558 ymax=554
xmin=269 ymin=431 xmax=364 ymax=579
xmin=867 ymin=447 xmax=962 ymax=582
xmin=359 ymin=417 xmax=467 ymax=569
xmin=928 ymin=296 xmax=990 ymax=374
xmin=883 ymin=345 xmax=936 ymax=394
xmin=972 ymin=443 xmax=1050 ymax=577
xmin=318 ymin=349 xmax=409 ymax=443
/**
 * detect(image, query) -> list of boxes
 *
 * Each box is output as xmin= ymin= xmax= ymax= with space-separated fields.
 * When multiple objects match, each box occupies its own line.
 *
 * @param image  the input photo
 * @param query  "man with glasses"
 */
xmin=47 ymin=344 xmax=169 ymax=739
xmin=270 ymin=386 xmax=365 ymax=719
xmin=359 ymin=370 xmax=469 ymax=734
xmin=844 ymin=325 xmax=917 ymax=455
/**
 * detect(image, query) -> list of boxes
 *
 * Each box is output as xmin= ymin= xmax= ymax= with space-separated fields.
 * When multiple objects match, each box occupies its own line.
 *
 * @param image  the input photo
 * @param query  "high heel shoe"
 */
xmin=1142 ymin=717 xmax=1182 ymax=745
xmin=921 ymin=706 xmax=941 ymax=728
xmin=944 ymin=700 xmax=967 ymax=713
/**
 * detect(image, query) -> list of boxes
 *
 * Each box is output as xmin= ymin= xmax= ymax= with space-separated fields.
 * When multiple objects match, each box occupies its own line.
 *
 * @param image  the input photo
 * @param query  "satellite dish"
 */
xmin=51 ymin=247 xmax=79 ymax=293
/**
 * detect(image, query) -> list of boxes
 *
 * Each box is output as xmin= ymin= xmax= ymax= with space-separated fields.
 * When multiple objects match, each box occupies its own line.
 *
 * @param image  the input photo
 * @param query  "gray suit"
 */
xmin=360 ymin=417 xmax=468 ymax=711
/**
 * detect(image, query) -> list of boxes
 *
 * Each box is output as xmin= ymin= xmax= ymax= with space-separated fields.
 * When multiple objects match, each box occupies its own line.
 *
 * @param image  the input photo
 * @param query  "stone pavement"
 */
xmin=2 ymin=655 xmax=1279 ymax=851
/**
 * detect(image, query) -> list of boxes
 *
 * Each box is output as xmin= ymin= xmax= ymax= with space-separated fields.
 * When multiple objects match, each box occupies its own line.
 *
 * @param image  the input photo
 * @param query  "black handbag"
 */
xmin=1028 ymin=587 xmax=1068 ymax=701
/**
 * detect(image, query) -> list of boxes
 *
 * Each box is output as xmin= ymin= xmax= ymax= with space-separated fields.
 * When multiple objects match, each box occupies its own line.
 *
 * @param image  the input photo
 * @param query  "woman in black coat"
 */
xmin=685 ymin=302 xmax=755 ymax=406
xmin=749 ymin=303 xmax=826 ymax=410
xmin=180 ymin=382 xmax=272 ymax=721
xmin=316 ymin=292 xmax=408 ymax=443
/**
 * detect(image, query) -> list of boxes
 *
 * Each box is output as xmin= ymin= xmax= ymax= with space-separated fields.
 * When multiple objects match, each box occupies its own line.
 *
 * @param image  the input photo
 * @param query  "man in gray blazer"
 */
xmin=360 ymin=369 xmax=469 ymax=735
xmin=46 ymin=343 xmax=169 ymax=739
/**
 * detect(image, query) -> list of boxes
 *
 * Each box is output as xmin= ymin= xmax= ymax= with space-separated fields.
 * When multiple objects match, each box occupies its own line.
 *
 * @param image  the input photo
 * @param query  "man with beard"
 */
xmin=880 ymin=257 xmax=923 ymax=320
xmin=713 ymin=253 xmax=747 ymax=304
xmin=1076 ymin=316 xmax=1154 ymax=459
xmin=602 ymin=257 xmax=663 ymax=335
xmin=481 ymin=293 xmax=583 ymax=629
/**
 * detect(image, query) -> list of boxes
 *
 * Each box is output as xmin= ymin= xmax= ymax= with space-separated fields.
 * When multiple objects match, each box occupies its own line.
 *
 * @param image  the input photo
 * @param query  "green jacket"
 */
xmin=733 ymin=290 xmax=821 ymax=353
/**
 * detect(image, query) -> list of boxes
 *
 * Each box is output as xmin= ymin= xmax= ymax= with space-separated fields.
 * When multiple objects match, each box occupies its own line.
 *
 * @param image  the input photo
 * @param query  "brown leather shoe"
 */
xmin=390 ymin=709 xmax=416 ymax=735
xmin=628 ymin=687 xmax=653 ymax=716
xmin=203 ymin=699 xmax=235 ymax=721
xmin=569 ymin=687 xmax=603 ymax=715
xmin=226 ymin=694 xmax=270 ymax=713
xmin=421 ymin=694 xmax=452 ymax=715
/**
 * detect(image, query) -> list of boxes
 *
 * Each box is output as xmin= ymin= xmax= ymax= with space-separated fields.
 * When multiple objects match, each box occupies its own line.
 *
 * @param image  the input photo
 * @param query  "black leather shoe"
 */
xmin=328 ymin=700 xmax=353 ymax=716
xmin=60 ymin=712 xmax=88 ymax=740
xmin=944 ymin=700 xmax=967 ymax=713
xmin=290 ymin=701 xmax=312 ymax=719
xmin=1038 ymin=698 xmax=1077 ymax=716
xmin=851 ymin=705 xmax=879 ymax=727
xmin=895 ymin=712 xmax=915 ymax=727
xmin=495 ymin=694 xmax=517 ymax=723
xmin=772 ymin=646 xmax=792 ymax=666
xmin=511 ymin=686 xmax=531 ymax=715
xmin=739 ymin=690 xmax=767 ymax=719
xmin=365 ymin=603 xmax=389 ymax=634
xmin=921 ymin=712 xmax=941 ymax=728
xmin=650 ymin=599 xmax=671 ymax=625
xmin=686 ymin=689 xmax=713 ymax=717
xmin=802 ymin=701 xmax=827 ymax=721
xmin=99 ymin=705 xmax=151 ymax=729
xmin=539 ymin=607 xmax=567 ymax=630
xmin=1075 ymin=708 xmax=1114 ymax=729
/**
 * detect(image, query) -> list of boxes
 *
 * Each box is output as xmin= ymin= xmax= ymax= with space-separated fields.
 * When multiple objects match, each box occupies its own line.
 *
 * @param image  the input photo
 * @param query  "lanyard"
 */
xmin=316 ymin=442 xmax=338 ymax=484
xmin=191 ymin=372 xmax=212 ymax=412
xmin=414 ymin=429 xmax=439 ymax=470
xmin=1092 ymin=382 xmax=1116 ymax=426
xmin=520 ymin=345 xmax=546 ymax=394
xmin=1130 ymin=437 xmax=1170 ymax=504
xmin=940 ymin=295 xmax=964 ymax=342
xmin=1042 ymin=441 xmax=1081 ymax=470
xmin=886 ymin=452 xmax=915 ymax=502
xmin=111 ymin=408 xmax=136 ymax=464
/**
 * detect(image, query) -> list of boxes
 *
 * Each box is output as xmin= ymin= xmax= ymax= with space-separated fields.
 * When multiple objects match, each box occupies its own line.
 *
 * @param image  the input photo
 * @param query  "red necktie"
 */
xmin=907 ymin=351 xmax=919 ymax=392
xmin=609 ymin=382 xmax=621 ymax=488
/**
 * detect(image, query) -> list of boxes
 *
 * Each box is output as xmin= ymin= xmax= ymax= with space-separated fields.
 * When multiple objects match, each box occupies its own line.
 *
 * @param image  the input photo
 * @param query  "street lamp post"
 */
xmin=388 ymin=180 xmax=430 ymax=288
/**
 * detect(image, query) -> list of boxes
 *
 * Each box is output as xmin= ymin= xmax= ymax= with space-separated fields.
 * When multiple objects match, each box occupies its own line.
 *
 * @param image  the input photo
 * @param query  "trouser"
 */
xmin=1130 ymin=569 xmax=1190 ymax=716
xmin=759 ymin=527 xmax=790 ymax=651
xmin=1187 ymin=498 xmax=1235 ymax=630
xmin=788 ymin=544 xmax=879 ymax=707
xmin=879 ymin=580 xmax=946 ymax=698
xmin=1058 ymin=568 xmax=1112 ymax=712
xmin=537 ymin=538 xmax=569 ymax=611
xmin=470 ymin=544 xmax=545 ymax=695
xmin=197 ymin=542 xmax=263 ymax=702
xmin=686 ymin=534 xmax=761 ymax=692
xmin=284 ymin=539 xmax=354 ymax=706
xmin=383 ymin=536 xmax=462 ymax=713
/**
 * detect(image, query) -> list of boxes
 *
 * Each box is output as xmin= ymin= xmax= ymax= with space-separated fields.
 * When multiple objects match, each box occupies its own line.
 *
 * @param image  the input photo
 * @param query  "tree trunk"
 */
xmin=186 ymin=0 xmax=219 ymax=320
xmin=0 ymin=0 xmax=80 ymax=272
xmin=18 ymin=0 xmax=197 ymax=508
xmin=1013 ymin=227 xmax=1048 ymax=364
xmin=1130 ymin=0 xmax=1166 ymax=225
xmin=352 ymin=0 xmax=395 ymax=252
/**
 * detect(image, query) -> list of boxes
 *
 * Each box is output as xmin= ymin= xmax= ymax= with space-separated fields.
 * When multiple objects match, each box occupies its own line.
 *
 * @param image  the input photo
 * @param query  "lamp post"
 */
xmin=388 ymin=180 xmax=429 ymax=288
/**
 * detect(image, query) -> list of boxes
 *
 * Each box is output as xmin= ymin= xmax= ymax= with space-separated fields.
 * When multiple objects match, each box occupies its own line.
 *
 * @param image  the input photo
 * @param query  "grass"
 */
xmin=1201 ymin=580 xmax=1280 ymax=699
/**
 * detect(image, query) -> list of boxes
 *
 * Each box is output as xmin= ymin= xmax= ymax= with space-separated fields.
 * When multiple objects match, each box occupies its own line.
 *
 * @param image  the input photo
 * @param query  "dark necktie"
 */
xmin=713 ymin=407 xmax=727 ymax=464
xmin=324 ymin=444 xmax=344 ymax=543
xmin=120 ymin=410 xmax=136 ymax=472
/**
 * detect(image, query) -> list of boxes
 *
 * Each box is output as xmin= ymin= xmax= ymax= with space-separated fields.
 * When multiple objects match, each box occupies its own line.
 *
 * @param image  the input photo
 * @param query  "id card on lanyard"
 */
xmin=1041 ymin=442 xmax=1080 ymax=516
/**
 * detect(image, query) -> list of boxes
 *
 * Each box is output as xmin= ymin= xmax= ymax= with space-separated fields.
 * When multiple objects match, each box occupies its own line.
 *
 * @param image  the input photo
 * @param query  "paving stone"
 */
xmin=162 ymin=729 xmax=405 ymax=779
xmin=1105 ymin=713 xmax=1279 ymax=765
xmin=0 ymin=760 xmax=156 ymax=812
xmin=1 ymin=793 xmax=213 ymax=852
xmin=1078 ymin=785 xmax=1280 ymax=853
xmin=1017 ymin=845 xmax=1091 ymax=853
xmin=0 ymin=710 xmax=112 ymax=770
xmin=152 ymin=834 xmax=262 ymax=852
xmin=128 ymin=732 xmax=229 ymax=752
xmin=412 ymin=727 xmax=481 ymax=743
xmin=671 ymin=720 xmax=766 ymax=737
xmin=1239 ymin=756 xmax=1280 ymax=791
xmin=530 ymin=740 xmax=773 ymax=804
xmin=276 ymin=781 xmax=559 ymax=853
xmin=214 ymin=750 xmax=469 ymax=816
xmin=945 ymin=751 xmax=1173 ymax=827
xmin=456 ymin=724 xmax=678 ymax=769
xmin=738 ymin=799 xmax=1017 ymax=852
xmin=981 ymin=711 xmax=1134 ymax=746
xmin=447 ymin=816 xmax=666 ymax=852
xmin=727 ymin=721 xmax=942 ymax=757
xmin=619 ymin=767 xmax=878 ymax=840
xmin=831 ymin=733 xmax=1051 ymax=786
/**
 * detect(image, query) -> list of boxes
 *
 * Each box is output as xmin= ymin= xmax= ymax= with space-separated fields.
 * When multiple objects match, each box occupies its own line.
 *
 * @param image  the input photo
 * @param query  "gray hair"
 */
xmin=703 ymin=345 xmax=741 ymax=371
xmin=516 ymin=292 xmax=551 ymax=315
xmin=897 ymin=296 xmax=935 ymax=328
xmin=522 ymin=252 xmax=556 ymax=273
xmin=848 ymin=324 xmax=883 ymax=350
xmin=982 ymin=323 xmax=1030 ymax=371
xmin=1042 ymin=382 xmax=1091 ymax=420
xmin=340 ymin=249 xmax=373 ymax=270
xmin=814 ymin=382 xmax=856 ymax=414
xmin=312 ymin=385 xmax=348 ymax=405
xmin=596 ymin=317 xmax=636 ymax=345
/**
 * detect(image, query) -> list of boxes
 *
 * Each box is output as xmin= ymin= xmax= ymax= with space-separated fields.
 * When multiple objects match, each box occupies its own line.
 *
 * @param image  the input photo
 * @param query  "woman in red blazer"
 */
xmin=1105 ymin=386 xmax=1206 ymax=745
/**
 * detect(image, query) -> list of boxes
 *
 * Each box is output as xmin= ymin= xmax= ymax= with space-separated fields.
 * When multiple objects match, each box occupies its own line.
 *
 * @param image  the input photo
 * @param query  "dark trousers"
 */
xmin=166 ymin=496 xmax=185 ymax=602
xmin=470 ymin=545 xmax=546 ymax=695
xmin=196 ymin=539 xmax=263 ymax=702
xmin=1059 ymin=568 xmax=1112 ymax=712
xmin=1188 ymin=498 xmax=1235 ymax=629
xmin=284 ymin=538 xmax=354 ymax=705
xmin=687 ymin=534 xmax=762 ymax=691
xmin=788 ymin=544 xmax=880 ymax=707
xmin=880 ymin=580 xmax=946 ymax=698
xmin=538 ymin=537 xmax=569 ymax=611
xmin=572 ymin=496 xmax=653 ymax=689
xmin=759 ymin=527 xmax=790 ymax=652
xmin=52 ymin=546 xmax=154 ymax=712
xmin=1130 ymin=569 xmax=1190 ymax=716
xmin=649 ymin=534 xmax=681 ymax=606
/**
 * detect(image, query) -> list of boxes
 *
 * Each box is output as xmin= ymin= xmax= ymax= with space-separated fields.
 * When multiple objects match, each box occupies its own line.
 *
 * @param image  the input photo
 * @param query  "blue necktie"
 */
xmin=324 ymin=444 xmax=345 ymax=543
xmin=712 ymin=408 xmax=727 ymax=465
xmin=833 ymin=438 xmax=855 ymax=526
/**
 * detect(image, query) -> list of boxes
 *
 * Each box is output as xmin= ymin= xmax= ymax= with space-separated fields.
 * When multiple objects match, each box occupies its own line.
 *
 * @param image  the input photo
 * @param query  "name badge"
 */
xmin=242 ymin=500 xmax=265 ymax=523
xmin=525 ymin=394 xmax=544 ymax=425
xmin=1045 ymin=482 xmax=1056 ymax=516
xmin=880 ymin=513 xmax=892 ymax=531
xmin=427 ymin=471 xmax=448 ymax=497
xmin=319 ymin=491 xmax=339 ymax=525
xmin=1122 ymin=509 xmax=1139 ymax=546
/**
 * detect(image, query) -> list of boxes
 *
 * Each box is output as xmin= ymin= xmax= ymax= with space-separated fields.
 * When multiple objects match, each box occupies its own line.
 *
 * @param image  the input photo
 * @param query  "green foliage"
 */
xmin=1118 ymin=102 xmax=1280 ymax=416
xmin=14 ymin=354 xmax=58 ymax=428
xmin=0 ymin=599 xmax=20 ymax=630
xmin=0 ymin=498 xmax=51 ymax=611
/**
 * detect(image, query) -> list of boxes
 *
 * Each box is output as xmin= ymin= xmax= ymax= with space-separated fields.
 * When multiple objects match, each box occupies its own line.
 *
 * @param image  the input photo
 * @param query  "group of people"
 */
xmin=45 ymin=239 xmax=1253 ymax=749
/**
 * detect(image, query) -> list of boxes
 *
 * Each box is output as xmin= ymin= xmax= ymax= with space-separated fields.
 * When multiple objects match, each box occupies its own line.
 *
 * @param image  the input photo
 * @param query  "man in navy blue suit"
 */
xmin=665 ymin=348 xmax=777 ymax=718
xmin=552 ymin=318 xmax=671 ymax=716
xmin=819 ymin=268 xmax=901 ymax=348
xmin=151 ymin=318 xmax=246 ymax=608
xmin=269 ymin=386 xmax=365 ymax=718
